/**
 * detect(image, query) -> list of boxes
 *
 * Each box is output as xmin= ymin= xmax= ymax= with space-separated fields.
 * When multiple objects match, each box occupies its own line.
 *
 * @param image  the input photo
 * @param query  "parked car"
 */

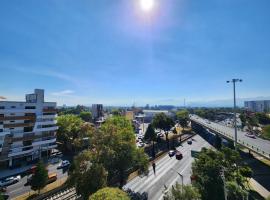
xmin=47 ymin=173 xmax=57 ymax=184
xmin=0 ymin=175 xmax=21 ymax=187
xmin=187 ymin=140 xmax=192 ymax=145
xmin=245 ymin=134 xmax=256 ymax=139
xmin=57 ymin=160 xmax=70 ymax=169
xmin=175 ymin=151 xmax=183 ymax=160
xmin=168 ymin=150 xmax=176 ymax=157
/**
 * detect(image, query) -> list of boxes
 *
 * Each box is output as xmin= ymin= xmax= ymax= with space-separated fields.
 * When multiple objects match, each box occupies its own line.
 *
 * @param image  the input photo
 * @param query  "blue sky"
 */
xmin=0 ymin=0 xmax=270 ymax=106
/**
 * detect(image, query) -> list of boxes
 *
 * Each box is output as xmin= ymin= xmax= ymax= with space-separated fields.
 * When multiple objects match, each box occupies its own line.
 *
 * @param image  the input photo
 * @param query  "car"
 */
xmin=57 ymin=160 xmax=70 ymax=169
xmin=138 ymin=136 xmax=143 ymax=139
xmin=168 ymin=150 xmax=176 ymax=157
xmin=245 ymin=134 xmax=256 ymax=139
xmin=187 ymin=140 xmax=192 ymax=145
xmin=175 ymin=151 xmax=183 ymax=160
xmin=0 ymin=175 xmax=21 ymax=187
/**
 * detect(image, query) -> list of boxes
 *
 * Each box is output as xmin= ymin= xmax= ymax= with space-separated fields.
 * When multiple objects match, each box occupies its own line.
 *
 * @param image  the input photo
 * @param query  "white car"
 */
xmin=0 ymin=175 xmax=21 ymax=187
xmin=57 ymin=160 xmax=70 ymax=169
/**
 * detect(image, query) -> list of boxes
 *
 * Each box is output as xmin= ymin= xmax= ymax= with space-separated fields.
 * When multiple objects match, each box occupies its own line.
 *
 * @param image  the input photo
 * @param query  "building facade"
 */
xmin=0 ymin=89 xmax=58 ymax=167
xmin=244 ymin=100 xmax=270 ymax=112
xmin=92 ymin=104 xmax=103 ymax=120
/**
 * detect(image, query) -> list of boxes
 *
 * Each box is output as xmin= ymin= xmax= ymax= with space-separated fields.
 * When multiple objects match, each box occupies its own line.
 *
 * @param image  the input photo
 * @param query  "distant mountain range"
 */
xmin=187 ymin=96 xmax=270 ymax=107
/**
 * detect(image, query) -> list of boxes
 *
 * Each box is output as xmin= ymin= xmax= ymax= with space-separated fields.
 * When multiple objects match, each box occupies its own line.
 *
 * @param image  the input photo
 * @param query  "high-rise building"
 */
xmin=244 ymin=100 xmax=270 ymax=112
xmin=0 ymin=89 xmax=58 ymax=167
xmin=92 ymin=104 xmax=103 ymax=120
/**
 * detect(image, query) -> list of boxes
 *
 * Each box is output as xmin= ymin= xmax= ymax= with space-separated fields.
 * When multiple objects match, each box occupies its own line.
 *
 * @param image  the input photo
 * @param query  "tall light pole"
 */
xmin=226 ymin=79 xmax=242 ymax=150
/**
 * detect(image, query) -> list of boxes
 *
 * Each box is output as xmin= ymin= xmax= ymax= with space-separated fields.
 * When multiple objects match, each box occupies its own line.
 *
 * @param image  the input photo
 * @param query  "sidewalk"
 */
xmin=249 ymin=178 xmax=270 ymax=199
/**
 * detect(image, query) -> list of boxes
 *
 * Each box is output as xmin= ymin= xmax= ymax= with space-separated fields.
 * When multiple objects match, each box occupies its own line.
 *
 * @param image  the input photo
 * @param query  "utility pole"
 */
xmin=227 ymin=79 xmax=242 ymax=150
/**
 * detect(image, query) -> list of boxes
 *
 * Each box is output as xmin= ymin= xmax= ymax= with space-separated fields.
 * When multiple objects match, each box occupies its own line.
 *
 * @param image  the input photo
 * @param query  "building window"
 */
xmin=10 ymin=128 xmax=14 ymax=130
xmin=25 ymin=106 xmax=36 ymax=109
xmin=0 ymin=129 xmax=3 ymax=132
xmin=10 ymin=121 xmax=15 ymax=123
xmin=11 ymin=106 xmax=16 ymax=108
xmin=10 ymin=113 xmax=15 ymax=116
xmin=0 ymin=106 xmax=4 ymax=109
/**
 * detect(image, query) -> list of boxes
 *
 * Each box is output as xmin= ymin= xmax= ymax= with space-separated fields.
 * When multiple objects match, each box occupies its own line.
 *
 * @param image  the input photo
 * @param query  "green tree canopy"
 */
xmin=144 ymin=123 xmax=157 ymax=158
xmin=91 ymin=116 xmax=148 ymax=186
xmin=70 ymin=151 xmax=108 ymax=200
xmin=191 ymin=147 xmax=251 ymax=200
xmin=79 ymin=111 xmax=92 ymax=122
xmin=226 ymin=181 xmax=248 ymax=200
xmin=164 ymin=183 xmax=201 ymax=200
xmin=152 ymin=113 xmax=174 ymax=149
xmin=262 ymin=125 xmax=270 ymax=140
xmin=176 ymin=110 xmax=189 ymax=130
xmin=89 ymin=187 xmax=130 ymax=200
xmin=31 ymin=161 xmax=48 ymax=193
xmin=57 ymin=115 xmax=95 ymax=151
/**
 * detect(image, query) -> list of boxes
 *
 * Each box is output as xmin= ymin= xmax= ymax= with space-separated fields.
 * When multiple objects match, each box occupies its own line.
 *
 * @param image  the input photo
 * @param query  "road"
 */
xmin=190 ymin=115 xmax=270 ymax=159
xmin=5 ymin=160 xmax=68 ymax=199
xmin=123 ymin=134 xmax=212 ymax=200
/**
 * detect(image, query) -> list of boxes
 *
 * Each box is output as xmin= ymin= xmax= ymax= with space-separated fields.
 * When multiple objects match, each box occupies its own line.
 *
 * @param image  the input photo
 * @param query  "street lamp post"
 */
xmin=226 ymin=79 xmax=242 ymax=150
xmin=170 ymin=168 xmax=183 ymax=191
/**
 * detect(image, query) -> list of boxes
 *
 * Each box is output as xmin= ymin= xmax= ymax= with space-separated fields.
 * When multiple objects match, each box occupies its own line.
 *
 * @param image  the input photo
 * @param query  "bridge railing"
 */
xmin=191 ymin=118 xmax=270 ymax=159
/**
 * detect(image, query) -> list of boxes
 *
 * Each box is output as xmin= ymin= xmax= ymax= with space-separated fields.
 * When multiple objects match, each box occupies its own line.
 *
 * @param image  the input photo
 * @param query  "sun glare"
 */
xmin=140 ymin=0 xmax=155 ymax=12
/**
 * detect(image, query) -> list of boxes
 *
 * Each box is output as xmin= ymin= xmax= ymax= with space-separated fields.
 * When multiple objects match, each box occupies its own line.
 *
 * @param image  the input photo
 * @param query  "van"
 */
xmin=47 ymin=173 xmax=57 ymax=184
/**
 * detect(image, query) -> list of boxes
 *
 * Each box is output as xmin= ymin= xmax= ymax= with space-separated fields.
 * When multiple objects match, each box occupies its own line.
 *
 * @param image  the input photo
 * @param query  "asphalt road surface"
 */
xmin=123 ymin=134 xmax=212 ymax=200
xmin=5 ymin=161 xmax=68 ymax=199
xmin=190 ymin=115 xmax=270 ymax=158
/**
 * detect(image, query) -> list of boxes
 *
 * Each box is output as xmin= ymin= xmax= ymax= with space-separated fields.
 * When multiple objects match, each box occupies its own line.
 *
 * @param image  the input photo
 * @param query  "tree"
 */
xmin=144 ymin=123 xmax=157 ymax=158
xmin=226 ymin=181 xmax=248 ymax=200
xmin=152 ymin=113 xmax=174 ymax=150
xmin=262 ymin=125 xmax=270 ymax=140
xmin=89 ymin=187 xmax=130 ymax=200
xmin=57 ymin=115 xmax=95 ymax=152
xmin=191 ymin=147 xmax=250 ymax=200
xmin=163 ymin=183 xmax=201 ymax=200
xmin=31 ymin=161 xmax=48 ymax=194
xmin=111 ymin=109 xmax=121 ymax=116
xmin=57 ymin=114 xmax=84 ymax=151
xmin=176 ymin=110 xmax=189 ymax=130
xmin=69 ymin=151 xmax=108 ymax=200
xmin=255 ymin=113 xmax=270 ymax=125
xmin=91 ymin=116 xmax=149 ymax=186
xmin=79 ymin=111 xmax=92 ymax=122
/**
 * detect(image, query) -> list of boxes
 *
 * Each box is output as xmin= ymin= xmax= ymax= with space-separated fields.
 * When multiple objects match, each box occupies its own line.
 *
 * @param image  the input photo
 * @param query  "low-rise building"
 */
xmin=0 ymin=89 xmax=58 ymax=167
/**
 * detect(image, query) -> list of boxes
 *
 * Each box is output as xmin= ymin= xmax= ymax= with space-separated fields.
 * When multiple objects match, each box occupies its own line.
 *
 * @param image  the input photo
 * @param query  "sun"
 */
xmin=139 ymin=0 xmax=155 ymax=12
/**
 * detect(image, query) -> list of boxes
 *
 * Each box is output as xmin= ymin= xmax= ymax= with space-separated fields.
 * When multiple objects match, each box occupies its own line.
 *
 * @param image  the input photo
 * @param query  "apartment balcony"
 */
xmin=37 ymin=114 xmax=57 ymax=119
xmin=8 ymin=148 xmax=34 ymax=157
xmin=3 ymin=122 xmax=34 ymax=128
xmin=32 ymin=138 xmax=56 ymax=146
xmin=0 ymin=109 xmax=36 ymax=114
xmin=34 ymin=126 xmax=58 ymax=132
xmin=0 ymin=115 xmax=36 ymax=121
xmin=43 ymin=108 xmax=57 ymax=113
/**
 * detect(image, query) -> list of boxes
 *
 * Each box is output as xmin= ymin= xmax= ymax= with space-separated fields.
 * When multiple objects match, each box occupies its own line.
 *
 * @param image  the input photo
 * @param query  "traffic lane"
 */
xmin=148 ymin=136 xmax=211 ymax=200
xmin=124 ymin=134 xmax=212 ymax=200
xmin=191 ymin=116 xmax=270 ymax=153
xmin=6 ymin=162 xmax=68 ymax=199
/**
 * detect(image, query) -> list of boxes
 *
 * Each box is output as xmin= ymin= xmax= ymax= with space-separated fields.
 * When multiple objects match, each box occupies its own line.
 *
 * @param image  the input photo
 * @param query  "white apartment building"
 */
xmin=0 ymin=89 xmax=58 ymax=167
xmin=244 ymin=100 xmax=270 ymax=112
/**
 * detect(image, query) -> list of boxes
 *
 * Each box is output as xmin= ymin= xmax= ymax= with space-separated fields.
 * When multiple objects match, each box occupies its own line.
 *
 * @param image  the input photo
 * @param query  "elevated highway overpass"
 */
xmin=190 ymin=114 xmax=270 ymax=160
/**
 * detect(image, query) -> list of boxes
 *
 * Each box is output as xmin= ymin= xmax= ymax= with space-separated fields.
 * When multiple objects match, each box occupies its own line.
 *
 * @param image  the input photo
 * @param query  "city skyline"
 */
xmin=1 ymin=0 xmax=270 ymax=106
